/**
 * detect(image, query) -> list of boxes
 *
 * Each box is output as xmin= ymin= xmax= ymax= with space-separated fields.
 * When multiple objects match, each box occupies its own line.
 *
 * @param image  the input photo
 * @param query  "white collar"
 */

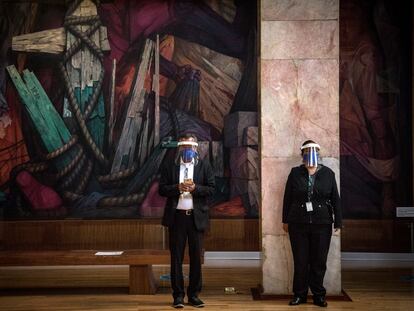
xmin=181 ymin=160 xmax=194 ymax=167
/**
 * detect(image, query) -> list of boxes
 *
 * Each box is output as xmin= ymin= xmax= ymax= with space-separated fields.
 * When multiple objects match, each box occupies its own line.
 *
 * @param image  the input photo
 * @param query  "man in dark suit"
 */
xmin=159 ymin=133 xmax=215 ymax=308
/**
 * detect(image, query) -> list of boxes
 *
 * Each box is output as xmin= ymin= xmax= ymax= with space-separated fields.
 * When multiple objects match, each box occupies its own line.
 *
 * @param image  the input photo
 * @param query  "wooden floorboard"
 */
xmin=0 ymin=265 xmax=413 ymax=310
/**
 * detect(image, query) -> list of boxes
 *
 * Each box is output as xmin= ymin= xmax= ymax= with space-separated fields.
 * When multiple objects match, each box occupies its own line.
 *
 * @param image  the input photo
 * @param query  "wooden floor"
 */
xmin=0 ymin=263 xmax=413 ymax=310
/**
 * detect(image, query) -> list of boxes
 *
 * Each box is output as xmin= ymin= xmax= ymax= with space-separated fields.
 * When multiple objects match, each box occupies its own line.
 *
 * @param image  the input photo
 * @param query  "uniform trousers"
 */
xmin=288 ymin=223 xmax=332 ymax=298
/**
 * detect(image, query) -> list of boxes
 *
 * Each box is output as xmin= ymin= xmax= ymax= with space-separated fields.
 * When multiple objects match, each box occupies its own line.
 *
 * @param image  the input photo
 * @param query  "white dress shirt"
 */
xmin=176 ymin=161 xmax=194 ymax=210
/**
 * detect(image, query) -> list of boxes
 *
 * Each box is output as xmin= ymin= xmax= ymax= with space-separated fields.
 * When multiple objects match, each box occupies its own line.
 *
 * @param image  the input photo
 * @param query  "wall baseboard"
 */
xmin=341 ymin=252 xmax=414 ymax=261
xmin=205 ymin=251 xmax=414 ymax=262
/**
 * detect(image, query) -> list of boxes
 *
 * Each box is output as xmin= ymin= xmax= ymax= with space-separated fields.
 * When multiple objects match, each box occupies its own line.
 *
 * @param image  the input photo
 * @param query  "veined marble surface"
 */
xmin=262 ymin=0 xmax=339 ymax=21
xmin=260 ymin=0 xmax=340 ymax=296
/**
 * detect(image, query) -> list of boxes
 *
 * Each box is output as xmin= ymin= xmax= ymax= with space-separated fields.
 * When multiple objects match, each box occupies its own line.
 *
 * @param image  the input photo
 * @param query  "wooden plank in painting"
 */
xmin=23 ymin=70 xmax=71 ymax=144
xmin=137 ymin=98 xmax=151 ymax=167
xmin=63 ymin=0 xmax=105 ymax=149
xmin=147 ymin=119 xmax=154 ymax=160
xmin=108 ymin=58 xmax=117 ymax=148
xmin=153 ymin=34 xmax=160 ymax=147
xmin=111 ymin=39 xmax=154 ymax=173
xmin=12 ymin=27 xmax=110 ymax=55
xmin=12 ymin=28 xmax=65 ymax=55
xmin=98 ymin=26 xmax=111 ymax=52
xmin=6 ymin=66 xmax=73 ymax=168
xmin=6 ymin=66 xmax=58 ymax=152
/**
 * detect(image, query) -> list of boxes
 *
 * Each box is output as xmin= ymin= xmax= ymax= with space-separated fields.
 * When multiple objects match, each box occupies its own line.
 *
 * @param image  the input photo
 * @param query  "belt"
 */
xmin=176 ymin=209 xmax=193 ymax=215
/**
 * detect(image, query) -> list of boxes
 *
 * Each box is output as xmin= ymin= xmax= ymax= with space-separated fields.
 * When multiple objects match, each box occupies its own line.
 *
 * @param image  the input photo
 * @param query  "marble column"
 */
xmin=260 ymin=0 xmax=341 ymax=295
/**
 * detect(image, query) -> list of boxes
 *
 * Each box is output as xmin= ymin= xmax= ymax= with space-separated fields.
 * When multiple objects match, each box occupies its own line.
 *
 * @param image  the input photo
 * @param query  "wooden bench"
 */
xmin=0 ymin=249 xmax=192 ymax=295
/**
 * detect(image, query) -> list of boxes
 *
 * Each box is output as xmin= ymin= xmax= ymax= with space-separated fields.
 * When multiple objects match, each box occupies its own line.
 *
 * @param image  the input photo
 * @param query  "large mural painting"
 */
xmin=340 ymin=0 xmax=412 ymax=219
xmin=0 ymin=0 xmax=258 ymax=220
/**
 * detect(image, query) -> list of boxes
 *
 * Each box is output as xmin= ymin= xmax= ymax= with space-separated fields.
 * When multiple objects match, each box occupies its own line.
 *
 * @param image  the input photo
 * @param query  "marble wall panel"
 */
xmin=262 ymin=0 xmax=338 ymax=21
xmin=262 ymin=234 xmax=293 ymax=294
xmin=261 ymin=59 xmax=339 ymax=158
xmin=261 ymin=21 xmax=338 ymax=60
xmin=261 ymin=157 xmax=300 ymax=236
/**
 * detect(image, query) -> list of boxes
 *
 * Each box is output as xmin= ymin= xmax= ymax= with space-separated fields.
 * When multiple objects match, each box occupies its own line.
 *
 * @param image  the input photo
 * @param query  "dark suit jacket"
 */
xmin=159 ymin=157 xmax=215 ymax=231
xmin=282 ymin=164 xmax=342 ymax=228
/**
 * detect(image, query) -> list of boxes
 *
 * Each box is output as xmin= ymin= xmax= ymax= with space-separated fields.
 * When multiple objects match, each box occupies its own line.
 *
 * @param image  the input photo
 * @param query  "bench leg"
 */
xmin=129 ymin=265 xmax=157 ymax=295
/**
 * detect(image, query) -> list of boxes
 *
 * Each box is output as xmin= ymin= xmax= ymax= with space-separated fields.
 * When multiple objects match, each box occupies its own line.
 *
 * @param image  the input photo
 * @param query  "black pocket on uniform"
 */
xmin=317 ymin=202 xmax=333 ymax=221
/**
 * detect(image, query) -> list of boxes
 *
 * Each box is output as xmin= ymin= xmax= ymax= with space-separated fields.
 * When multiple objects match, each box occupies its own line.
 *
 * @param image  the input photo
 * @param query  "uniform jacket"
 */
xmin=159 ymin=157 xmax=215 ymax=231
xmin=282 ymin=164 xmax=342 ymax=228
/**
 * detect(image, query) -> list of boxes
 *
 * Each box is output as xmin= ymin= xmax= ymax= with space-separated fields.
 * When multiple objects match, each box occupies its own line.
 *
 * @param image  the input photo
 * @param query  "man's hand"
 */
xmin=185 ymin=183 xmax=195 ymax=192
xmin=184 ymin=180 xmax=196 ymax=193
xmin=179 ymin=181 xmax=196 ymax=193
xmin=283 ymin=223 xmax=289 ymax=233
xmin=178 ymin=183 xmax=187 ymax=193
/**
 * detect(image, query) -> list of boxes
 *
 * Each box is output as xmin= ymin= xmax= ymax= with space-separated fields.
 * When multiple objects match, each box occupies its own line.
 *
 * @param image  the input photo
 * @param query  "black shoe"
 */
xmin=173 ymin=297 xmax=185 ymax=308
xmin=313 ymin=296 xmax=328 ymax=307
xmin=289 ymin=296 xmax=307 ymax=305
xmin=188 ymin=296 xmax=205 ymax=308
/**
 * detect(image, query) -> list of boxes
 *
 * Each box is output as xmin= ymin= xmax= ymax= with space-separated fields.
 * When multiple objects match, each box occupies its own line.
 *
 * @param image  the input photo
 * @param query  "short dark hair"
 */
xmin=302 ymin=140 xmax=316 ymax=146
xmin=179 ymin=133 xmax=198 ymax=142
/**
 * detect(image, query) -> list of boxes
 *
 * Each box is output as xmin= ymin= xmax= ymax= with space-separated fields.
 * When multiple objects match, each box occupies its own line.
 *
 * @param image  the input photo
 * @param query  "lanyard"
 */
xmin=307 ymin=174 xmax=315 ymax=201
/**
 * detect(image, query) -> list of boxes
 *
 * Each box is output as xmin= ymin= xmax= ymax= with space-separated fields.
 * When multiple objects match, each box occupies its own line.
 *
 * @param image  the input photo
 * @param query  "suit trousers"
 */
xmin=169 ymin=210 xmax=203 ymax=299
xmin=288 ymin=223 xmax=332 ymax=298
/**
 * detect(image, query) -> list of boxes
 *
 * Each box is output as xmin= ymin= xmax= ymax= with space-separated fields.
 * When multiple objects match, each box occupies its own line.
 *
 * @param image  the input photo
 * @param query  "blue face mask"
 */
xmin=181 ymin=149 xmax=197 ymax=163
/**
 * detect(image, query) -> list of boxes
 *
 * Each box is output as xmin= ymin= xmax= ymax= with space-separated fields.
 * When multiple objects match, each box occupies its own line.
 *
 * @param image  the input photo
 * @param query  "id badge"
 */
xmin=306 ymin=201 xmax=313 ymax=212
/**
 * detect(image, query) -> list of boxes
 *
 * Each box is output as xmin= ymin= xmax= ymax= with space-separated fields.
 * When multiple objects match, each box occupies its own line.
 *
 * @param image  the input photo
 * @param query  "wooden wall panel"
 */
xmin=341 ymin=219 xmax=411 ymax=252
xmin=0 ymin=221 xmax=4 ymax=249
xmin=0 ymin=219 xmax=410 ymax=252
xmin=0 ymin=219 xmax=260 ymax=251
xmin=4 ymin=218 xmax=409 ymax=253
xmin=1 ymin=220 xmax=165 ymax=251
xmin=205 ymin=219 xmax=260 ymax=251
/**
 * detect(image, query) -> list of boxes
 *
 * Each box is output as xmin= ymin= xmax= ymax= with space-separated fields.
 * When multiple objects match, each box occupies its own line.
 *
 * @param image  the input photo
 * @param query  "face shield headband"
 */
xmin=300 ymin=143 xmax=321 ymax=167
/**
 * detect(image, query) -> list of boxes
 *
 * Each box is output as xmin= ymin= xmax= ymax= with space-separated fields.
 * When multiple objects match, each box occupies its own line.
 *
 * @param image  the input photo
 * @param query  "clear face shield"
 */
xmin=301 ymin=143 xmax=321 ymax=167
xmin=177 ymin=140 xmax=199 ymax=164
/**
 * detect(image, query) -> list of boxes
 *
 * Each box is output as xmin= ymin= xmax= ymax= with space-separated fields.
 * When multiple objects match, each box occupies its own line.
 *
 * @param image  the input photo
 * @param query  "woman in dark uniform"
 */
xmin=282 ymin=140 xmax=342 ymax=307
